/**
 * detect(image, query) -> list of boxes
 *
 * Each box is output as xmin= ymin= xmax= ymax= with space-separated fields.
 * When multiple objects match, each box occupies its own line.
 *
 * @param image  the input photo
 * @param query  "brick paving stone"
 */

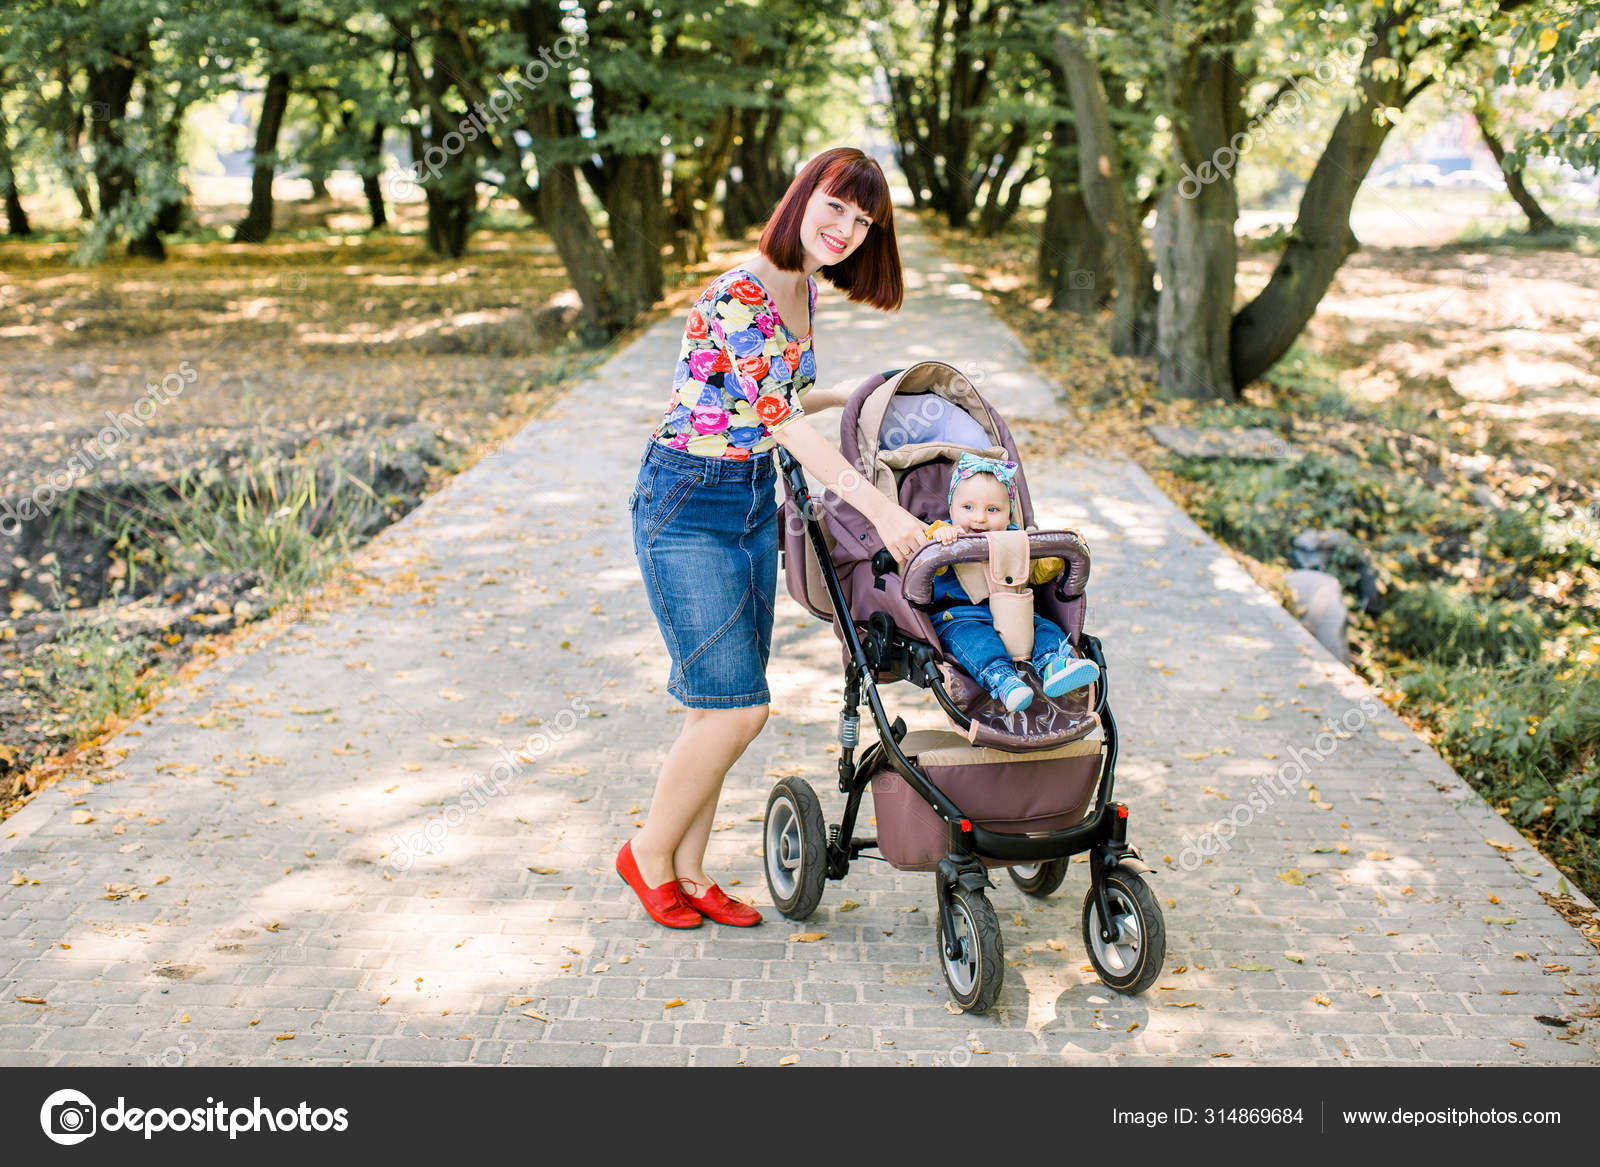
xmin=2 ymin=213 xmax=1596 ymax=1068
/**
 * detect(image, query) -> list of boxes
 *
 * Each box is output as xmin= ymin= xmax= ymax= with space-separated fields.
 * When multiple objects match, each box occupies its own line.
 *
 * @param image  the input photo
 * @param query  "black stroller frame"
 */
xmin=768 ymin=439 xmax=1165 ymax=1013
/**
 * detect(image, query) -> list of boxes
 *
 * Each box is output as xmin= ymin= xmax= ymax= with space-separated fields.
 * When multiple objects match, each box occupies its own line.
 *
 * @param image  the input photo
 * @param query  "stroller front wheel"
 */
xmin=938 ymin=884 xmax=1004 ymax=1014
xmin=763 ymin=778 xmax=827 ymax=920
xmin=1081 ymin=870 xmax=1166 ymax=995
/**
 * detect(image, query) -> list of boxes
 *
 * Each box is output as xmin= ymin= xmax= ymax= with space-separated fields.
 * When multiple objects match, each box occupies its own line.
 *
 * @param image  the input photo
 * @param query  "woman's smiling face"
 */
xmin=799 ymin=186 xmax=873 ymax=268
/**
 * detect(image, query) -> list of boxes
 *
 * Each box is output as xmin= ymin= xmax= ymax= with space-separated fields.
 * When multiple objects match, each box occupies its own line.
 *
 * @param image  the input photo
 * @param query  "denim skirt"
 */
xmin=630 ymin=440 xmax=779 ymax=708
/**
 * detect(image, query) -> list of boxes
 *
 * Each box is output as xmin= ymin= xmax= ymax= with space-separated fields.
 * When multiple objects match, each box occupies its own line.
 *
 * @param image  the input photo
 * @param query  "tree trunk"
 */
xmin=0 ymin=95 xmax=30 ymax=236
xmin=1154 ymin=0 xmax=1250 ymax=402
xmin=993 ymin=155 xmax=1041 ymax=234
xmin=86 ymin=57 xmax=140 ymax=223
xmin=1473 ymin=93 xmax=1556 ymax=234
xmin=362 ymin=118 xmax=387 ymax=229
xmin=975 ymin=125 xmax=1028 ymax=236
xmin=406 ymin=118 xmax=476 ymax=258
xmin=235 ymin=70 xmax=292 ymax=243
xmin=50 ymin=67 xmax=96 ymax=219
xmin=1038 ymin=138 xmax=1102 ymax=315
xmin=518 ymin=0 xmax=638 ymax=338
xmin=724 ymin=103 xmax=788 ymax=237
xmin=1229 ymin=19 xmax=1408 ymax=389
xmin=605 ymin=152 xmax=664 ymax=305
xmin=667 ymin=106 xmax=736 ymax=265
xmin=1054 ymin=4 xmax=1156 ymax=355
xmin=128 ymin=90 xmax=192 ymax=258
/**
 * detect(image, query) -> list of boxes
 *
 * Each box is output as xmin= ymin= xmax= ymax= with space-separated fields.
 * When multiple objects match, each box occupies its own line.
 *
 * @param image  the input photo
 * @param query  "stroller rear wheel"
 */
xmin=763 ymin=778 xmax=827 ymax=920
xmin=938 ymin=883 xmax=1004 ymax=1014
xmin=1081 ymin=870 xmax=1165 ymax=994
xmin=1007 ymin=858 xmax=1070 ymax=898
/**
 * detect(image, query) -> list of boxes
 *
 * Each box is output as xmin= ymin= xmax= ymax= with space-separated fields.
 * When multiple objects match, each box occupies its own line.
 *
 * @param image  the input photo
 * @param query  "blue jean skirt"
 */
xmin=630 ymin=440 xmax=779 ymax=708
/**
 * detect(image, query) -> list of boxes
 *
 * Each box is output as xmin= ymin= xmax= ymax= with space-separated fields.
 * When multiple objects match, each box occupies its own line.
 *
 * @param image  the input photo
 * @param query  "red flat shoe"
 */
xmin=616 ymin=841 xmax=702 ymax=928
xmin=679 ymin=879 xmax=763 ymax=927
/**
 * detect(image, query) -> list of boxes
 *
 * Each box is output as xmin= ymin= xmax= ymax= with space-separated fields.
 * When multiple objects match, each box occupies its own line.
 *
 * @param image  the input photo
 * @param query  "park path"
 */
xmin=2 ymin=216 xmax=1597 ymax=1066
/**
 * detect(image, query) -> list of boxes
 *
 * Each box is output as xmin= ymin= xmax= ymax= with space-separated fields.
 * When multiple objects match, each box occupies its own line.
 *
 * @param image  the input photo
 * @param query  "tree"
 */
xmin=0 ymin=80 xmax=30 ymax=236
xmin=1154 ymin=0 xmax=1252 ymax=401
xmin=1230 ymin=1 xmax=1532 ymax=390
xmin=873 ymin=0 xmax=1014 ymax=228
xmin=1054 ymin=0 xmax=1157 ymax=355
xmin=1472 ymin=86 xmax=1558 ymax=233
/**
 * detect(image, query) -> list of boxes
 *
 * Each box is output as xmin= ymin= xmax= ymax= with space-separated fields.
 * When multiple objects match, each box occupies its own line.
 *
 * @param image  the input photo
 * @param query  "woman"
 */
xmin=620 ymin=146 xmax=929 ymax=928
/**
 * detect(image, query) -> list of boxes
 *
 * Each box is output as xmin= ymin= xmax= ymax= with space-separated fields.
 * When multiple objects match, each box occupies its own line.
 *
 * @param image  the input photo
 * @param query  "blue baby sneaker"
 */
xmin=991 ymin=674 xmax=1033 ymax=713
xmin=1041 ymin=650 xmax=1099 ymax=698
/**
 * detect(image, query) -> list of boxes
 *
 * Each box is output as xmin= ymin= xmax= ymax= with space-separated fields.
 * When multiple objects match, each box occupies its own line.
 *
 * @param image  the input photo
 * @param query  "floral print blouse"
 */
xmin=650 ymin=268 xmax=817 ymax=460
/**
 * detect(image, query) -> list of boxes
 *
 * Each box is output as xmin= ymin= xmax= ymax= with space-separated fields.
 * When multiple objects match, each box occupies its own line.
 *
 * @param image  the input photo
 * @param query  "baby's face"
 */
xmin=949 ymin=474 xmax=1011 ymax=533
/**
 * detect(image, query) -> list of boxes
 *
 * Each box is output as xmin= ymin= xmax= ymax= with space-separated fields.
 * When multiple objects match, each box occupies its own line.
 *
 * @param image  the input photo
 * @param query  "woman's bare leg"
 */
xmin=669 ymin=785 xmax=722 ymax=893
xmin=629 ymin=705 xmax=768 ymax=886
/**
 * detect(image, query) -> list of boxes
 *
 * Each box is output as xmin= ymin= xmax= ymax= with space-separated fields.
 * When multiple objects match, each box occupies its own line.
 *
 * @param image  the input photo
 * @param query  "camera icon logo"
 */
xmin=40 ymin=1088 xmax=97 ymax=1145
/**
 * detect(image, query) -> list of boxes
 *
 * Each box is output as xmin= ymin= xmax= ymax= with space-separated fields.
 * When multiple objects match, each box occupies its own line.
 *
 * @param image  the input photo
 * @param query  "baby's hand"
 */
xmin=926 ymin=520 xmax=959 ymax=545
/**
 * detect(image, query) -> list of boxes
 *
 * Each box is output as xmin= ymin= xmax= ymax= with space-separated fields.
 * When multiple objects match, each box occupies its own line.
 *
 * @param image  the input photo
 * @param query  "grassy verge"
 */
xmin=2 ymin=201 xmax=759 ymax=818
xmin=923 ymin=211 xmax=1600 ymax=904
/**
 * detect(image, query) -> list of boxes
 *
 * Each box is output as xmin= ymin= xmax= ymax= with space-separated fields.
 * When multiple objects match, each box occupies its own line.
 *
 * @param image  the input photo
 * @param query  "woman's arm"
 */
xmin=772 ymin=416 xmax=929 ymax=564
xmin=797 ymin=378 xmax=858 ymax=413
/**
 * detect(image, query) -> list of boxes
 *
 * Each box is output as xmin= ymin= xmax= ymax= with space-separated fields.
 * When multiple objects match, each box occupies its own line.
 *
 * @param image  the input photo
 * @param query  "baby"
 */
xmin=925 ymin=455 xmax=1099 ymax=713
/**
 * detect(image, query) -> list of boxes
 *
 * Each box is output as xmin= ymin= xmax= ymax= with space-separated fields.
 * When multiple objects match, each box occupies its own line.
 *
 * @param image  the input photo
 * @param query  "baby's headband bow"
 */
xmin=948 ymin=452 xmax=1019 ymax=509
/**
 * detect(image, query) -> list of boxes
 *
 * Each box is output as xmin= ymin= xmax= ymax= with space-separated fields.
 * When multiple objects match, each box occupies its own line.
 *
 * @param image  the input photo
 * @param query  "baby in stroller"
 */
xmin=925 ymin=453 xmax=1100 ymax=712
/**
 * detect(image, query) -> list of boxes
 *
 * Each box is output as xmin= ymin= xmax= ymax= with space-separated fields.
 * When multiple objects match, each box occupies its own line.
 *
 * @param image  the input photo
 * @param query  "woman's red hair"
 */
xmin=758 ymin=147 xmax=902 ymax=311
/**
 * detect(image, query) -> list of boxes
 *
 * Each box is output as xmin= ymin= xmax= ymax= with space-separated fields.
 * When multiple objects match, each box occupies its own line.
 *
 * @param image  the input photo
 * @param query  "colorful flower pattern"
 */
xmin=652 ymin=268 xmax=817 ymax=459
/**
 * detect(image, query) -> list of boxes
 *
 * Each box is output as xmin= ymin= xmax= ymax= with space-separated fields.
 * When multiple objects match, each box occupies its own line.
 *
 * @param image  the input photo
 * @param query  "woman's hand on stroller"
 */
xmin=875 ymin=505 xmax=932 ymax=567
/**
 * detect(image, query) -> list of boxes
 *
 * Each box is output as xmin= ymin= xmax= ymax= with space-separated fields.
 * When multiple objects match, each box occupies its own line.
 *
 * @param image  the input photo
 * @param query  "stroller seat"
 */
xmin=779 ymin=361 xmax=1099 ymax=751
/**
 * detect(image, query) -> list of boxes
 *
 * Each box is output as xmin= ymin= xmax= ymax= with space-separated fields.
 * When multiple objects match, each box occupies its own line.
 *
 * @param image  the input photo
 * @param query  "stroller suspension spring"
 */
xmin=838 ymin=711 xmax=860 ymax=749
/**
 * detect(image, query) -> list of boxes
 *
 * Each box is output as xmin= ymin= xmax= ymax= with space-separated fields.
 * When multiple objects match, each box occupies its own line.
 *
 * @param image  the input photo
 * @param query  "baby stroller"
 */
xmin=763 ymin=360 xmax=1165 ymax=1013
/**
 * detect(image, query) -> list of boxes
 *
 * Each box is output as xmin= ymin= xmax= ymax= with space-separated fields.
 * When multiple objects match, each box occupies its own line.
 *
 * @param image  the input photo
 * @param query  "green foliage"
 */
xmin=1382 ymin=582 xmax=1545 ymax=665
xmin=32 ymin=571 xmax=162 ymax=730
xmin=1398 ymin=654 xmax=1600 ymax=887
xmin=114 ymin=450 xmax=381 ymax=602
xmin=1180 ymin=450 xmax=1444 ymax=562
xmin=1499 ymin=1 xmax=1600 ymax=171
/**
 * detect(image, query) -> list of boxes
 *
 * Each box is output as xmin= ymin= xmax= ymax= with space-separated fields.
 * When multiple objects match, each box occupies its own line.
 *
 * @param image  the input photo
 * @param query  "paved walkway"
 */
xmin=3 ymin=217 xmax=1597 ymax=1066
